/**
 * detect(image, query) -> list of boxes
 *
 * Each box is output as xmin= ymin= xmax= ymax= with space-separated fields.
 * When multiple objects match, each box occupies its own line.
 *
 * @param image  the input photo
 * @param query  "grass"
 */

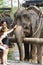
xmin=8 ymin=49 xmax=15 ymax=60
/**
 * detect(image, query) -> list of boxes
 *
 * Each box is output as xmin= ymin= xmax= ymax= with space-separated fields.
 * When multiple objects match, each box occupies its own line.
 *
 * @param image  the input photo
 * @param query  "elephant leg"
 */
xmin=17 ymin=41 xmax=24 ymax=61
xmin=24 ymin=42 xmax=29 ymax=60
xmin=15 ymin=26 xmax=24 ymax=61
xmin=28 ymin=44 xmax=33 ymax=59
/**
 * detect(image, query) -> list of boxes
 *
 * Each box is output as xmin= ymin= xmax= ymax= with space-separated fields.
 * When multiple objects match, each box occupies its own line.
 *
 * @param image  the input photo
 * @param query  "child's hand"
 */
xmin=14 ymin=25 xmax=18 ymax=29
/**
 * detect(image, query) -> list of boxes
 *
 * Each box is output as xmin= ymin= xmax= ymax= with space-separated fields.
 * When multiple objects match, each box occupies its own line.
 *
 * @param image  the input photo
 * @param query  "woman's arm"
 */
xmin=0 ymin=25 xmax=17 ymax=41
xmin=0 ymin=39 xmax=3 ymax=45
xmin=7 ymin=28 xmax=14 ymax=34
xmin=5 ymin=25 xmax=17 ymax=34
xmin=0 ymin=33 xmax=6 ymax=41
xmin=0 ymin=28 xmax=14 ymax=45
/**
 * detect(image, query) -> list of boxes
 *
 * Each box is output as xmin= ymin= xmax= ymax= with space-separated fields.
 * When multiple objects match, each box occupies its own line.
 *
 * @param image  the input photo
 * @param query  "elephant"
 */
xmin=13 ymin=6 xmax=43 ymax=61
xmin=13 ymin=7 xmax=33 ymax=61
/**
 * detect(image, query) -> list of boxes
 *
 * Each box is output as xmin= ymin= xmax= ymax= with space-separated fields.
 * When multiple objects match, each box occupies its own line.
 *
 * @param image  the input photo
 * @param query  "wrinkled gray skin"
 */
xmin=14 ymin=8 xmax=32 ymax=61
xmin=15 ymin=25 xmax=24 ymax=60
xmin=13 ymin=7 xmax=42 ymax=61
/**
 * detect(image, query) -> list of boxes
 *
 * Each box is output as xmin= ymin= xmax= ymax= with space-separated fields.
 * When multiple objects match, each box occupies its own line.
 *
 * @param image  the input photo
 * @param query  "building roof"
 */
xmin=0 ymin=8 xmax=11 ymax=10
xmin=22 ymin=0 xmax=43 ymax=7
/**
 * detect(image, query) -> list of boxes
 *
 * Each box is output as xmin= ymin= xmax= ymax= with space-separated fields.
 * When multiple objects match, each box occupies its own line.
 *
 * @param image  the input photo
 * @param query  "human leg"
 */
xmin=2 ymin=45 xmax=9 ymax=65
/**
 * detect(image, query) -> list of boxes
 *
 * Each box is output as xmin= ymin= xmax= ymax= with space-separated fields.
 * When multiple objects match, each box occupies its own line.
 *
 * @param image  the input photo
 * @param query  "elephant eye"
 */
xmin=23 ymin=15 xmax=30 ymax=22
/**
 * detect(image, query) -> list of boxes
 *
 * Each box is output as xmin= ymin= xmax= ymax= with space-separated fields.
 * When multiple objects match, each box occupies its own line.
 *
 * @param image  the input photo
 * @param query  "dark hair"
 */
xmin=4 ymin=13 xmax=10 ymax=17
xmin=1 ymin=19 xmax=7 ymax=25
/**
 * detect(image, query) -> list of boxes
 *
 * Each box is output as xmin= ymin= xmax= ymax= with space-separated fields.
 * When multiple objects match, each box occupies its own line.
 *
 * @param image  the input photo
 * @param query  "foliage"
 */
xmin=10 ymin=7 xmax=18 ymax=20
xmin=0 ymin=10 xmax=4 ymax=13
xmin=0 ymin=0 xmax=3 ymax=5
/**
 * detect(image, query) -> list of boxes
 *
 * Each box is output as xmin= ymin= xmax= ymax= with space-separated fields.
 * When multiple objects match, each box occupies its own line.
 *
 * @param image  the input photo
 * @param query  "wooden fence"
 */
xmin=9 ymin=37 xmax=43 ymax=64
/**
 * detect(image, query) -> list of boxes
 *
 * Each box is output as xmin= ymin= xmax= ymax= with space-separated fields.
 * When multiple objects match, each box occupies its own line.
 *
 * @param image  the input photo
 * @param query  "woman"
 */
xmin=0 ymin=20 xmax=17 ymax=65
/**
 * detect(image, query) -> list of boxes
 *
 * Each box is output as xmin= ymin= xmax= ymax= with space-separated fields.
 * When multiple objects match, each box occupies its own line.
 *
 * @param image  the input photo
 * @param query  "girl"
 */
xmin=0 ymin=20 xmax=17 ymax=65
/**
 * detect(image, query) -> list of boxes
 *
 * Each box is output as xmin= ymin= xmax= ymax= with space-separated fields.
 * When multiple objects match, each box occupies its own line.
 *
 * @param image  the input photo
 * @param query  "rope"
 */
xmin=32 ymin=15 xmax=42 ymax=37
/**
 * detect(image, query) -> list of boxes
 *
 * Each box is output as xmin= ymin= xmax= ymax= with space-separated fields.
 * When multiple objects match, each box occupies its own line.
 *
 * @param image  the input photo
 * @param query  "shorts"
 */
xmin=2 ymin=36 xmax=9 ymax=47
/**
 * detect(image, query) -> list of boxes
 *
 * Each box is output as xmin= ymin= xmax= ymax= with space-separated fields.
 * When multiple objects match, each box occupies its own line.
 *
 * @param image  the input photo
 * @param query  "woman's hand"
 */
xmin=14 ymin=25 xmax=18 ymax=29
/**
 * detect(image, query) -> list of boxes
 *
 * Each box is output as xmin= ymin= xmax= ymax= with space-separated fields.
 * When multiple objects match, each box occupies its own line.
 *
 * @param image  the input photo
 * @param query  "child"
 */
xmin=0 ymin=21 xmax=17 ymax=65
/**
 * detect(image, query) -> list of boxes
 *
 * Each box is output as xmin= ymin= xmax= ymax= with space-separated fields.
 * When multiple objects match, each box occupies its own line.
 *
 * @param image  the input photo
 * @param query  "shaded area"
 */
xmin=22 ymin=0 xmax=43 ymax=7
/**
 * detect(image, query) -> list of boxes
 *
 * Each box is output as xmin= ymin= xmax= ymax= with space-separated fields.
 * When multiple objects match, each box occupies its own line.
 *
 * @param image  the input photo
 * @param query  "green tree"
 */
xmin=0 ymin=0 xmax=3 ymax=5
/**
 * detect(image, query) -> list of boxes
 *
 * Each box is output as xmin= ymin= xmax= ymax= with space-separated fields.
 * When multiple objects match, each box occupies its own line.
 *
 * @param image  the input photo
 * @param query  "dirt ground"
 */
xmin=0 ymin=60 xmax=41 ymax=65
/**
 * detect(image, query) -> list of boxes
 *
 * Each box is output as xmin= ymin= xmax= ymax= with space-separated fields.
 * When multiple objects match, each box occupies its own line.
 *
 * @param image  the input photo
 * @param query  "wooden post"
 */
xmin=8 ymin=37 xmax=43 ymax=63
xmin=9 ymin=37 xmax=43 ymax=44
xmin=37 ymin=45 xmax=43 ymax=64
xmin=23 ymin=38 xmax=43 ymax=44
xmin=31 ymin=44 xmax=37 ymax=63
xmin=18 ymin=0 xmax=19 ymax=9
xmin=11 ymin=0 xmax=13 ymax=9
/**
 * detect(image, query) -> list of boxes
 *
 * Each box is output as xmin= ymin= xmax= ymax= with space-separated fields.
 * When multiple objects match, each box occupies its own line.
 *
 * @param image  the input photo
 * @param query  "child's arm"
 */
xmin=5 ymin=25 xmax=17 ymax=34
xmin=7 ymin=28 xmax=14 ymax=34
xmin=0 ymin=25 xmax=17 ymax=41
xmin=0 ymin=40 xmax=3 ymax=45
xmin=0 ymin=33 xmax=7 ymax=42
xmin=0 ymin=28 xmax=14 ymax=39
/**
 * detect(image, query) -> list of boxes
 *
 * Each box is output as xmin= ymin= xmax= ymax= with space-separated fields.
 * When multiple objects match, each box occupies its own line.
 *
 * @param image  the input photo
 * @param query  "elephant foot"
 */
xmin=29 ymin=59 xmax=32 ymax=62
xmin=31 ymin=58 xmax=37 ymax=63
xmin=24 ymin=58 xmax=32 ymax=62
xmin=20 ymin=58 xmax=24 ymax=61
xmin=20 ymin=57 xmax=24 ymax=61
xmin=24 ymin=58 xmax=29 ymax=61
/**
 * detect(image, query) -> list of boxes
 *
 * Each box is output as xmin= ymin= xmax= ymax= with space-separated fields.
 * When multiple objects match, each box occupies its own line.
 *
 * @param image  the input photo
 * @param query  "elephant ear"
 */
xmin=14 ymin=7 xmax=26 ymax=18
xmin=14 ymin=7 xmax=28 ymax=26
xmin=27 ymin=6 xmax=42 ymax=38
